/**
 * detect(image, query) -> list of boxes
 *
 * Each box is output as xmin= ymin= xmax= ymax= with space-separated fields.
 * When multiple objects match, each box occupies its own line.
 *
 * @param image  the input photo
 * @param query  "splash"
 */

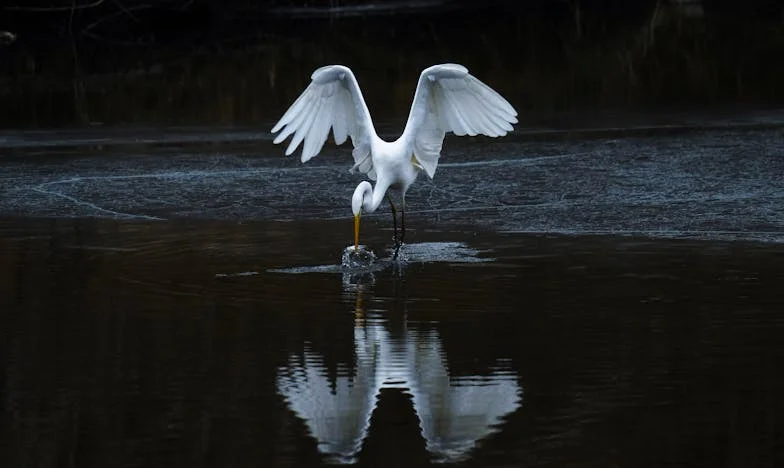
xmin=341 ymin=244 xmax=377 ymax=269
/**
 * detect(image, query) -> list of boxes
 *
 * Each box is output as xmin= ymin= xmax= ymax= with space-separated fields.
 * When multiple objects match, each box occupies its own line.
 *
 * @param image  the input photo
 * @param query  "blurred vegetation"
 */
xmin=0 ymin=1 xmax=783 ymax=128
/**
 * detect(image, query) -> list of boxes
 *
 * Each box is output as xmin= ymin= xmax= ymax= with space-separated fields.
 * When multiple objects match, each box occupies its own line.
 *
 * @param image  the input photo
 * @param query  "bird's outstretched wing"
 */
xmin=403 ymin=64 xmax=518 ymax=179
xmin=271 ymin=65 xmax=376 ymax=179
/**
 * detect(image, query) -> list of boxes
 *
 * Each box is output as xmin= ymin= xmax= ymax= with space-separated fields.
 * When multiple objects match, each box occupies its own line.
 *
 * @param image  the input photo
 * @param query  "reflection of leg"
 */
xmin=387 ymin=194 xmax=399 ymax=246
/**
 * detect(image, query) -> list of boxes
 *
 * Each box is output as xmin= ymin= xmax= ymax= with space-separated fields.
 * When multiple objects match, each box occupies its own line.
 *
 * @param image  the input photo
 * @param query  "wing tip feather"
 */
xmin=311 ymin=64 xmax=352 ymax=84
xmin=273 ymin=132 xmax=288 ymax=145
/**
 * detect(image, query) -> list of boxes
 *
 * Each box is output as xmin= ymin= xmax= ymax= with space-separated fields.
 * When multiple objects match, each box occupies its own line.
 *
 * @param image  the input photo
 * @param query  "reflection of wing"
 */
xmin=275 ymin=325 xmax=384 ymax=463
xmin=415 ymin=378 xmax=520 ymax=463
xmin=276 ymin=318 xmax=522 ymax=464
xmin=406 ymin=328 xmax=522 ymax=463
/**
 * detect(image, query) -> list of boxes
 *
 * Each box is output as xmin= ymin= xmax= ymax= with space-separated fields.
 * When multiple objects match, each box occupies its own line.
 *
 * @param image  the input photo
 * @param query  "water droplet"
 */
xmin=342 ymin=245 xmax=376 ymax=268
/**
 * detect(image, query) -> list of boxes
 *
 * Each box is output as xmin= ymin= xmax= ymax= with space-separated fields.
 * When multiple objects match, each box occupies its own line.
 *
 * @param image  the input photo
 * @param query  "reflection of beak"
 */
xmin=354 ymin=288 xmax=365 ymax=326
xmin=353 ymin=212 xmax=361 ymax=251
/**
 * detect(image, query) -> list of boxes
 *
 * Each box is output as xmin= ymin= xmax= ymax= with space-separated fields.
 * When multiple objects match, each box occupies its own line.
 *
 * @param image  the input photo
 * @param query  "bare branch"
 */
xmin=81 ymin=3 xmax=150 ymax=34
xmin=110 ymin=0 xmax=140 ymax=21
xmin=4 ymin=0 xmax=106 ymax=12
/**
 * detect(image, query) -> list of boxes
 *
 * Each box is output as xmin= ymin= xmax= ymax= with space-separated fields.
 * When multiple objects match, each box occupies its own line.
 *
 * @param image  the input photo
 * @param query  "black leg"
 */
xmin=400 ymin=201 xmax=406 ymax=244
xmin=387 ymin=194 xmax=399 ymax=246
xmin=393 ymin=201 xmax=406 ymax=261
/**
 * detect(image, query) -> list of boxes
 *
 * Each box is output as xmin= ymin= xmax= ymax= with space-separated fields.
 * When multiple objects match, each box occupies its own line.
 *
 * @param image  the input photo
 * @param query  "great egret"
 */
xmin=271 ymin=63 xmax=517 ymax=257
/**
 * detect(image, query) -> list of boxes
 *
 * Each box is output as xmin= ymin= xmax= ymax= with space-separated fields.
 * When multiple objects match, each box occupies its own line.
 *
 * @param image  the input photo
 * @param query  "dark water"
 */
xmin=1 ymin=120 xmax=784 ymax=467
xmin=1 ymin=218 xmax=783 ymax=467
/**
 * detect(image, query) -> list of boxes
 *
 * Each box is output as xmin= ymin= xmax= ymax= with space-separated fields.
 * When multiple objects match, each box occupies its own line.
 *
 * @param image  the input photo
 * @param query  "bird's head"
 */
xmin=351 ymin=181 xmax=373 ymax=251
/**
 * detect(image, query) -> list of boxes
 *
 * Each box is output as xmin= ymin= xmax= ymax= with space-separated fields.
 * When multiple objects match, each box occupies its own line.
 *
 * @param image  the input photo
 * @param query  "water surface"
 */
xmin=1 ymin=217 xmax=783 ymax=467
xmin=1 ymin=121 xmax=784 ymax=466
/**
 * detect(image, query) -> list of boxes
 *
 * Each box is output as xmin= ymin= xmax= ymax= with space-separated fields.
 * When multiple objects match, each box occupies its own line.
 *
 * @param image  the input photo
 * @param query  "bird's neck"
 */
xmin=365 ymin=182 xmax=386 ymax=214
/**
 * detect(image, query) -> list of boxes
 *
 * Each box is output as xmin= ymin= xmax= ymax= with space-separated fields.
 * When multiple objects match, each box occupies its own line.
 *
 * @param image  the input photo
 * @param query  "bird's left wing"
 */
xmin=402 ymin=64 xmax=518 ymax=179
xmin=271 ymin=65 xmax=376 ymax=177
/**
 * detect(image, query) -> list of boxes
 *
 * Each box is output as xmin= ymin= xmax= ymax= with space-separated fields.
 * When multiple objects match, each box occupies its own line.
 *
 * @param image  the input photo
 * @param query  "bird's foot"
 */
xmin=392 ymin=241 xmax=404 ymax=261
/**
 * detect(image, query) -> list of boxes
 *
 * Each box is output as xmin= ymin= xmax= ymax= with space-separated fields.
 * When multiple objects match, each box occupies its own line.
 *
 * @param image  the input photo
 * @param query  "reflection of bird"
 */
xmin=275 ymin=285 xmax=522 ymax=464
xmin=276 ymin=322 xmax=521 ymax=464
xmin=271 ymin=64 xmax=517 ymax=257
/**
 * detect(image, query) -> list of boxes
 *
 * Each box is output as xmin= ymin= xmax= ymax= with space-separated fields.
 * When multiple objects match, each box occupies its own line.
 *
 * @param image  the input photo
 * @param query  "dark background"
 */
xmin=1 ymin=0 xmax=783 ymax=127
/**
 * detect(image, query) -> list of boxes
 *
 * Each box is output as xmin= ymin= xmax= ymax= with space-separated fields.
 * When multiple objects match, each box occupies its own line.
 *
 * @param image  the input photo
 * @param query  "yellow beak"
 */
xmin=353 ymin=212 xmax=361 ymax=251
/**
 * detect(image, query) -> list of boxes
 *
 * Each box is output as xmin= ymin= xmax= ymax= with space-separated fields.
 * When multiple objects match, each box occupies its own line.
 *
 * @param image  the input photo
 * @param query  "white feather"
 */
xmin=403 ymin=64 xmax=518 ymax=178
xmin=332 ymin=90 xmax=349 ymax=145
xmin=271 ymin=65 xmax=375 ymax=176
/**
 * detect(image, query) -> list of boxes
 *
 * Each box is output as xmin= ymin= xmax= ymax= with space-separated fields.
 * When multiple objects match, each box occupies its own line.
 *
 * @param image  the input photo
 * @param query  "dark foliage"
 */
xmin=0 ymin=1 xmax=782 ymax=127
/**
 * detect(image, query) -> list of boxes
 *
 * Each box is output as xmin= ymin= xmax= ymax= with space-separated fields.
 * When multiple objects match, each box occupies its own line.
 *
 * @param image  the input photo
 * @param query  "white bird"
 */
xmin=271 ymin=63 xmax=517 ymax=256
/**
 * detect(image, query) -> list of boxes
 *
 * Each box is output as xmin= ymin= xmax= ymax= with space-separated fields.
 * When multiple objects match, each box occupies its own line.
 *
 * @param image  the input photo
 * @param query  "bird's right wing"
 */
xmin=271 ymin=65 xmax=376 ymax=179
xmin=403 ymin=64 xmax=518 ymax=179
